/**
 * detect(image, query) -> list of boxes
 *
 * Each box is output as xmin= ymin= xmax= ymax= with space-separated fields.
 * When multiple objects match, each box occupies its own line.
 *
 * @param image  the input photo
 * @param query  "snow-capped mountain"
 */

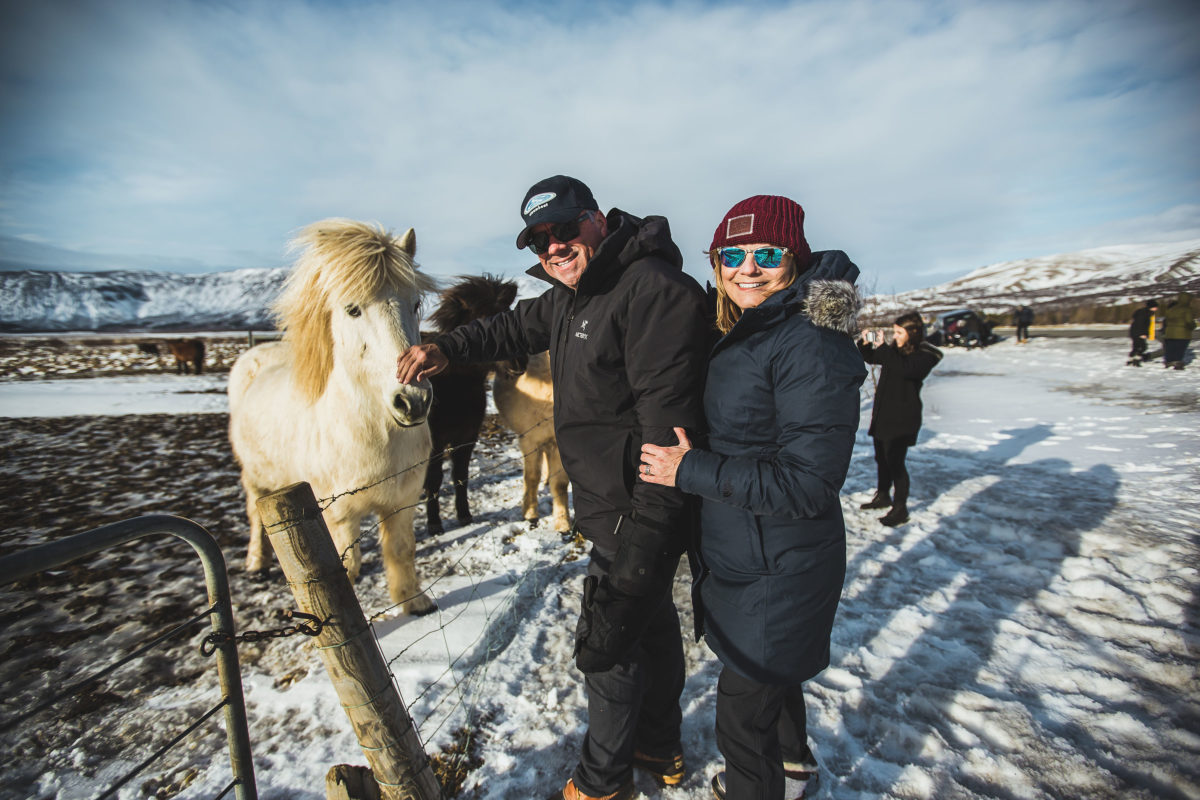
xmin=0 ymin=268 xmax=289 ymax=332
xmin=3 ymin=240 xmax=1197 ymax=332
xmin=864 ymin=239 xmax=1200 ymax=321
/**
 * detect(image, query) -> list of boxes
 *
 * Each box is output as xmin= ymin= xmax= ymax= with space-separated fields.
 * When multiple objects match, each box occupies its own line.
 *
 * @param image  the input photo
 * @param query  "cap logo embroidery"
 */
xmin=524 ymin=192 xmax=557 ymax=217
xmin=726 ymin=214 xmax=754 ymax=238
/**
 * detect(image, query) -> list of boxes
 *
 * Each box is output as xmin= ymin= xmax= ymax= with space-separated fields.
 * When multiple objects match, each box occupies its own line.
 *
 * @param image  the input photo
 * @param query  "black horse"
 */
xmin=422 ymin=274 xmax=518 ymax=535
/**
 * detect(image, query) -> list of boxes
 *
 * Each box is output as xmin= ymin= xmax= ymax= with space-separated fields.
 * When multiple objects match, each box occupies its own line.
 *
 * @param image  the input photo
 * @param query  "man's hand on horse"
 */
xmin=397 ymin=343 xmax=449 ymax=384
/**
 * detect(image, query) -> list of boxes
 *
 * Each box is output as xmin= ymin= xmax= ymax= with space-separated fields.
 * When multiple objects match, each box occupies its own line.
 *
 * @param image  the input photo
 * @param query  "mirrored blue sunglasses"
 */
xmin=716 ymin=246 xmax=789 ymax=269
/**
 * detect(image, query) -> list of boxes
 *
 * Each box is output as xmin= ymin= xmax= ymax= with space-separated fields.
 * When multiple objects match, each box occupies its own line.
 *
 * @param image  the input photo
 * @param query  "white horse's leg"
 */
xmin=378 ymin=506 xmax=435 ymax=615
xmin=519 ymin=434 xmax=541 ymax=524
xmin=243 ymin=481 xmax=268 ymax=573
xmin=325 ymin=515 xmax=363 ymax=582
xmin=546 ymin=443 xmax=571 ymax=534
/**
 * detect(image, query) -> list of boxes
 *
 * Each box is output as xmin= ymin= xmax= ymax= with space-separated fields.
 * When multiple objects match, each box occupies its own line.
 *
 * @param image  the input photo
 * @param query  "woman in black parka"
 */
xmin=639 ymin=195 xmax=865 ymax=800
xmin=858 ymin=311 xmax=942 ymax=526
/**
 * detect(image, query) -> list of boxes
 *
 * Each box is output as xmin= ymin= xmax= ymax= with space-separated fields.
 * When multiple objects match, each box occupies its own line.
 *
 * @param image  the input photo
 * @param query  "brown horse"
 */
xmin=166 ymin=339 xmax=205 ymax=374
xmin=422 ymin=275 xmax=518 ymax=535
xmin=493 ymin=351 xmax=570 ymax=534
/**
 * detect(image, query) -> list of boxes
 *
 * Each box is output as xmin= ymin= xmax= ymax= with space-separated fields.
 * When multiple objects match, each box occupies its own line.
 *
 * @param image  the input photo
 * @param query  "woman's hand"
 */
xmin=639 ymin=427 xmax=692 ymax=487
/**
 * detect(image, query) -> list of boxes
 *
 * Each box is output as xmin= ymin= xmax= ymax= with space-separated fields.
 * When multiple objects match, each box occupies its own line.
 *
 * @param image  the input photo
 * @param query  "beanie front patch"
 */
xmin=727 ymin=214 xmax=754 ymax=238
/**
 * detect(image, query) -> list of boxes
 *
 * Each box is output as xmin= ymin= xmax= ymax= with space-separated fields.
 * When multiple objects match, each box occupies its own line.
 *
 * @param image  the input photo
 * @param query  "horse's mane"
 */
xmin=274 ymin=219 xmax=439 ymax=403
xmin=427 ymin=274 xmax=518 ymax=333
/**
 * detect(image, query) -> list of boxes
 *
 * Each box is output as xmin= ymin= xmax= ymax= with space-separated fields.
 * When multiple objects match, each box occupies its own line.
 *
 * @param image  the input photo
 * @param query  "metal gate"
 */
xmin=0 ymin=514 xmax=257 ymax=799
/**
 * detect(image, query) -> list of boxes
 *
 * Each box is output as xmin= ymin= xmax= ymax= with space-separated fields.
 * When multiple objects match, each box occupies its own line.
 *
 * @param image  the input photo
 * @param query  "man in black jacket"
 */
xmin=397 ymin=175 xmax=709 ymax=800
xmin=1128 ymin=299 xmax=1158 ymax=365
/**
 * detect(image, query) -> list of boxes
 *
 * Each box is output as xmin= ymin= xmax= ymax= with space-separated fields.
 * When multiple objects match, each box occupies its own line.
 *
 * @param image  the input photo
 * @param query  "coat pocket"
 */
xmin=699 ymin=501 xmax=768 ymax=575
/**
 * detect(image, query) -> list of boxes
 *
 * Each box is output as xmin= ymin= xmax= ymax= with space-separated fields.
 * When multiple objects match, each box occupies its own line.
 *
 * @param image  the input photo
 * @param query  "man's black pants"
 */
xmin=572 ymin=555 xmax=685 ymax=795
xmin=715 ymin=666 xmax=810 ymax=799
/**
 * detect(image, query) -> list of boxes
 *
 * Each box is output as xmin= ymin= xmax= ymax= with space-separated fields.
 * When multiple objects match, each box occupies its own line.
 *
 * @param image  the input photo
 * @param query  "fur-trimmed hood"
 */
xmin=802 ymin=278 xmax=861 ymax=336
xmin=797 ymin=248 xmax=861 ymax=336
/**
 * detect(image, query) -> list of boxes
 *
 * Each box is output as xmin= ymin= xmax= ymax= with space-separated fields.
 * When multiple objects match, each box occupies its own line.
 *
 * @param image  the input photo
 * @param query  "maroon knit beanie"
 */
xmin=709 ymin=195 xmax=811 ymax=269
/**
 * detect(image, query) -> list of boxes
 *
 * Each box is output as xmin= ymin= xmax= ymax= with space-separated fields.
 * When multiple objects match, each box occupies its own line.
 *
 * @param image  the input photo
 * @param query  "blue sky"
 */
xmin=1 ymin=0 xmax=1198 ymax=292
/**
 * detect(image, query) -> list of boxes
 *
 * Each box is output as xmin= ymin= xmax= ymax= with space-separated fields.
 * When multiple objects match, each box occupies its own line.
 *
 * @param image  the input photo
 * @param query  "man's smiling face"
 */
xmin=534 ymin=211 xmax=608 ymax=289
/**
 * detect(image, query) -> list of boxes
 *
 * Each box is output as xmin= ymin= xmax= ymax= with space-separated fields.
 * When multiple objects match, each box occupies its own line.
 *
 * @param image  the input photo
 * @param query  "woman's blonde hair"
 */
xmin=710 ymin=249 xmax=799 ymax=334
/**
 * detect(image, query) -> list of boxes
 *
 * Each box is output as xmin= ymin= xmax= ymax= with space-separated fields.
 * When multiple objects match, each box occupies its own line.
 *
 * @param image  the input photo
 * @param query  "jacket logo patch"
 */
xmin=727 ymin=214 xmax=754 ymax=238
xmin=575 ymin=319 xmax=589 ymax=339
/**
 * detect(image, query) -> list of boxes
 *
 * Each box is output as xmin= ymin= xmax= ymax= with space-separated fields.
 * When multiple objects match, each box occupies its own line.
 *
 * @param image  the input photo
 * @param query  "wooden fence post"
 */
xmin=257 ymin=482 xmax=444 ymax=800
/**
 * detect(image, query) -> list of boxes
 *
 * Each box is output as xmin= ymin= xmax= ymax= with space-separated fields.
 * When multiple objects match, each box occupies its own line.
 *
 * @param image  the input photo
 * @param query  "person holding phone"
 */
xmin=858 ymin=312 xmax=942 ymax=526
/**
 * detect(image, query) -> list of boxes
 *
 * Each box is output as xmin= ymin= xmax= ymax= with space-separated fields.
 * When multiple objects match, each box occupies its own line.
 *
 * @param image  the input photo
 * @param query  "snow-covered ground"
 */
xmin=1 ymin=336 xmax=1198 ymax=799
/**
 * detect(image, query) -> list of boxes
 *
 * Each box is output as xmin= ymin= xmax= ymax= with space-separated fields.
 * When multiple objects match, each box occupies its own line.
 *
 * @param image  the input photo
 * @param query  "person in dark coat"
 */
xmin=1014 ymin=305 xmax=1034 ymax=343
xmin=1161 ymin=291 xmax=1195 ymax=370
xmin=397 ymin=175 xmax=709 ymax=800
xmin=639 ymin=195 xmax=866 ymax=800
xmin=858 ymin=311 xmax=943 ymax=526
xmin=1127 ymin=299 xmax=1159 ymax=366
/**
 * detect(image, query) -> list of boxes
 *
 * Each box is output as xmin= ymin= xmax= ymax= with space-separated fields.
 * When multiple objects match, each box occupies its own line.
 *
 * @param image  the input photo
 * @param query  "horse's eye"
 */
xmin=346 ymin=305 xmax=362 ymax=318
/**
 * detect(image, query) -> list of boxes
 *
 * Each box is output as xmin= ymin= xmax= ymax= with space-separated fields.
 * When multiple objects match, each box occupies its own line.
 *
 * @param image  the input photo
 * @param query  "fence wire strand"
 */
xmin=0 ymin=605 xmax=215 ymax=735
xmin=295 ymin=409 xmax=585 ymax=788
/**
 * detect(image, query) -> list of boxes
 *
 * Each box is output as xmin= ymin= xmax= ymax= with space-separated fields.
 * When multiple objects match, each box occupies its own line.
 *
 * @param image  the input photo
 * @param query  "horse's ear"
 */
xmin=398 ymin=227 xmax=416 ymax=256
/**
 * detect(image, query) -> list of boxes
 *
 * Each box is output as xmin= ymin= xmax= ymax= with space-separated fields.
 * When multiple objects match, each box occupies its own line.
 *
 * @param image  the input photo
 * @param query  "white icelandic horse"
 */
xmin=228 ymin=219 xmax=439 ymax=614
xmin=493 ymin=351 xmax=570 ymax=533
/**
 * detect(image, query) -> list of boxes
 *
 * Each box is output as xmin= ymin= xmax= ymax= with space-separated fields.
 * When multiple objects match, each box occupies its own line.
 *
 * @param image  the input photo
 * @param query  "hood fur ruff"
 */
xmin=802 ymin=278 xmax=861 ymax=335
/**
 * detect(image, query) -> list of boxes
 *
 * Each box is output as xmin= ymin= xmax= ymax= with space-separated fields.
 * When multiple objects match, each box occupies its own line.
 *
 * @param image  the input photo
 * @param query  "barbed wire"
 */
xmin=364 ymin=515 xmax=584 ymax=784
xmin=318 ymin=411 xmax=557 ymax=512
xmin=260 ymin=408 xmax=580 ymax=785
xmin=326 ymin=410 xmax=566 ymax=573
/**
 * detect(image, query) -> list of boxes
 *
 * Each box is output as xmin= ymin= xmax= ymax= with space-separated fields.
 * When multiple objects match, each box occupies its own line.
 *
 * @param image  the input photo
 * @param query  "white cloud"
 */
xmin=1 ymin=0 xmax=1198 ymax=291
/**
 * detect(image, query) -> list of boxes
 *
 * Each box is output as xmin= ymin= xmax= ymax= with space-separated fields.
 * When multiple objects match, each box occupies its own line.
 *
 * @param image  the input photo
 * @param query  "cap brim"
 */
xmin=515 ymin=207 xmax=588 ymax=249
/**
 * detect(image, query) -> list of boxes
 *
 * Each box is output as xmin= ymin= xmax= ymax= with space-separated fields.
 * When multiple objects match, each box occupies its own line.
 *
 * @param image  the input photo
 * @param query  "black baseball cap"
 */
xmin=515 ymin=175 xmax=599 ymax=249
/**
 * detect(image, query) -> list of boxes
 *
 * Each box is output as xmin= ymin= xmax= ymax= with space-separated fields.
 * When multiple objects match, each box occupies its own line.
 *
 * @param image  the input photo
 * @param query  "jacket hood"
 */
xmin=803 ymin=249 xmax=860 ymax=286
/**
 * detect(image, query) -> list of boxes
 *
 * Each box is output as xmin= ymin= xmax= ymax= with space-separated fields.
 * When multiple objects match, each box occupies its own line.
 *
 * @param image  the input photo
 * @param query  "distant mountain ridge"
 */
xmin=2 ymin=240 xmax=1198 ymax=332
xmin=863 ymin=239 xmax=1200 ymax=321
xmin=0 ymin=268 xmax=288 ymax=332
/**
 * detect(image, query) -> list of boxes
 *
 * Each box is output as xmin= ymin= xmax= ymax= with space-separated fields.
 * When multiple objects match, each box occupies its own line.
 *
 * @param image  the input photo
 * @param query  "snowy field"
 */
xmin=1 ymin=335 xmax=1198 ymax=800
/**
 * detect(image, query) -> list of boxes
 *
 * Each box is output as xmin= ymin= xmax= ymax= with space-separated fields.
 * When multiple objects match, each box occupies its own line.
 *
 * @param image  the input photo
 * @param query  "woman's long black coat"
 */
xmin=859 ymin=341 xmax=942 ymax=446
xmin=677 ymin=253 xmax=866 ymax=685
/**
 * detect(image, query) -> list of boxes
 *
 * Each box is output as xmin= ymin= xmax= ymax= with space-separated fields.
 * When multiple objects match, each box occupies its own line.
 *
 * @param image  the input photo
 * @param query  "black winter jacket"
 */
xmin=1129 ymin=307 xmax=1154 ymax=339
xmin=859 ymin=340 xmax=942 ymax=445
xmin=676 ymin=252 xmax=866 ymax=684
xmin=434 ymin=210 xmax=709 ymax=554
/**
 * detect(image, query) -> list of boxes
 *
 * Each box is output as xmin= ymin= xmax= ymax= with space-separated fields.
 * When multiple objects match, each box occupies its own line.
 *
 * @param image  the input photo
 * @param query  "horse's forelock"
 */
xmin=274 ymin=219 xmax=436 ymax=403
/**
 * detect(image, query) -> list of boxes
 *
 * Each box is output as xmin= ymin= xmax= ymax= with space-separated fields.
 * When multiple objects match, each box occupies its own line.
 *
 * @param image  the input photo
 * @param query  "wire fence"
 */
xmin=318 ymin=409 xmax=575 ymax=788
xmin=0 ymin=409 xmax=572 ymax=798
xmin=0 ymin=516 xmax=257 ymax=800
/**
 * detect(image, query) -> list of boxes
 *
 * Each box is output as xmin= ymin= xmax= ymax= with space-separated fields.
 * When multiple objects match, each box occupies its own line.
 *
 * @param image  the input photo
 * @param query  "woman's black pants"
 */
xmin=873 ymin=436 xmax=910 ymax=511
xmin=715 ymin=666 xmax=810 ymax=799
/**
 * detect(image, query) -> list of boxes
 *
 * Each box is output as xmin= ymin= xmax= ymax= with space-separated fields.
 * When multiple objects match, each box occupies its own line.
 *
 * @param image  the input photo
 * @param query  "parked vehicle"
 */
xmin=927 ymin=309 xmax=998 ymax=347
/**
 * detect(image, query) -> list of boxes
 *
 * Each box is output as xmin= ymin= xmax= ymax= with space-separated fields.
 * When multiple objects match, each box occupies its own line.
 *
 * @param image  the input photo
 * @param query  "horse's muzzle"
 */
xmin=391 ymin=382 xmax=431 ymax=426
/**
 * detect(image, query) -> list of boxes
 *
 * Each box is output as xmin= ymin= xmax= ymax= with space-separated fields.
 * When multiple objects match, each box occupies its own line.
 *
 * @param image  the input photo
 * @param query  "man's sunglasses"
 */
xmin=527 ymin=213 xmax=591 ymax=255
xmin=714 ymin=246 xmax=790 ymax=270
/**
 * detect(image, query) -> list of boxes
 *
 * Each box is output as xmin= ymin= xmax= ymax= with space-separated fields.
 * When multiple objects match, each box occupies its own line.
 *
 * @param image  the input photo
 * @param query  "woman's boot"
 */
xmin=860 ymin=491 xmax=891 ymax=510
xmin=879 ymin=505 xmax=909 ymax=527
